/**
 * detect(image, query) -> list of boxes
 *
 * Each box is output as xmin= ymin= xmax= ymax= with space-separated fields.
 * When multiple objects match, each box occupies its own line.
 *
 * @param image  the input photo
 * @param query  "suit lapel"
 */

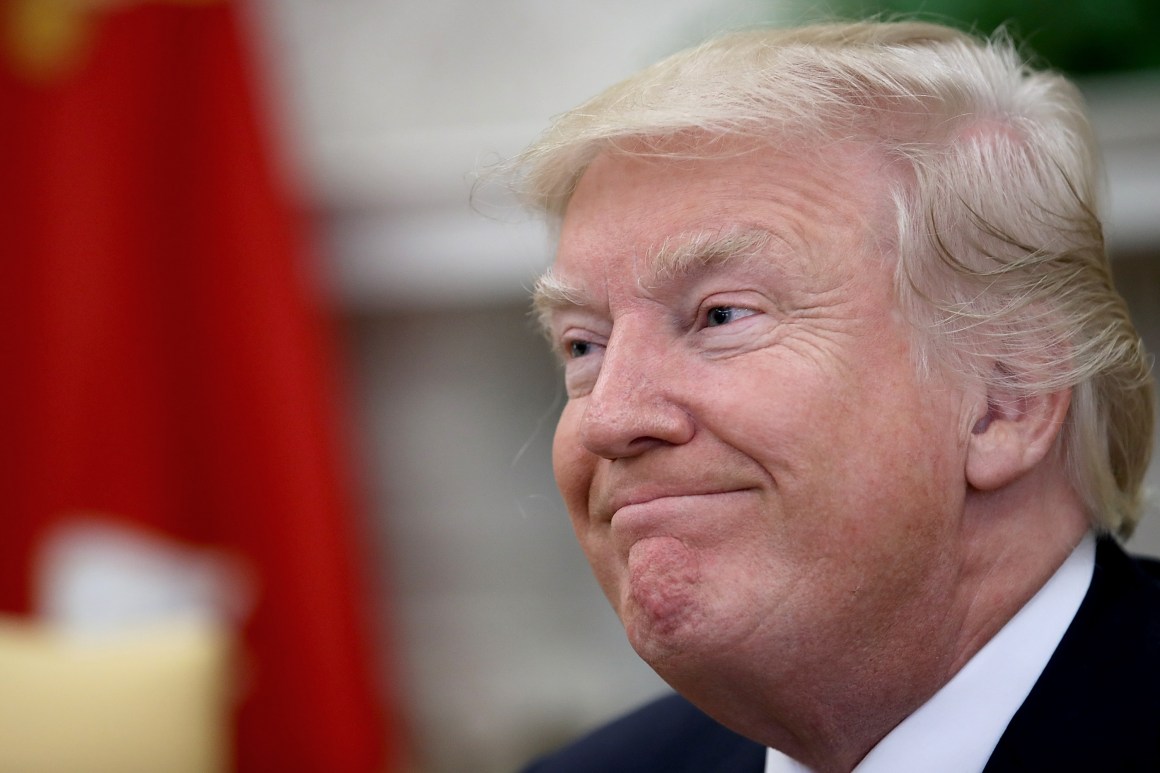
xmin=983 ymin=538 xmax=1160 ymax=772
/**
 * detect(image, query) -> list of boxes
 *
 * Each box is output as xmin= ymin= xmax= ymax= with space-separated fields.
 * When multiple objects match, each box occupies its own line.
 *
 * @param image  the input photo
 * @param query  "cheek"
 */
xmin=706 ymin=353 xmax=962 ymax=539
xmin=552 ymin=402 xmax=594 ymax=520
xmin=552 ymin=402 xmax=626 ymax=604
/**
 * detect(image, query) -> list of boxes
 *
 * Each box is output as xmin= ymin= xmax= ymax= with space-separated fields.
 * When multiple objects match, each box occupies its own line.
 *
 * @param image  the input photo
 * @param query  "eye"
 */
xmin=705 ymin=306 xmax=756 ymax=327
xmin=559 ymin=335 xmax=604 ymax=398
xmin=561 ymin=333 xmax=604 ymax=360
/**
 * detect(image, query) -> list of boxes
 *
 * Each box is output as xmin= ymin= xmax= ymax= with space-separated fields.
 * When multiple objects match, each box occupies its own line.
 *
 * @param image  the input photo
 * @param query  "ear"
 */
xmin=965 ymin=384 xmax=1071 ymax=491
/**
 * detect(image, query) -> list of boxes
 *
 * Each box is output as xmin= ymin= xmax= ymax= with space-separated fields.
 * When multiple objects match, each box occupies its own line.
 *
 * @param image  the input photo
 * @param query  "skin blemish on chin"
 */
xmin=625 ymin=536 xmax=702 ymax=637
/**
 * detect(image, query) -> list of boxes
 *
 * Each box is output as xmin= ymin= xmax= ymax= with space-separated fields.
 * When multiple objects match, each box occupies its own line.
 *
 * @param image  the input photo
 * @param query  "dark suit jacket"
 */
xmin=523 ymin=537 xmax=1160 ymax=772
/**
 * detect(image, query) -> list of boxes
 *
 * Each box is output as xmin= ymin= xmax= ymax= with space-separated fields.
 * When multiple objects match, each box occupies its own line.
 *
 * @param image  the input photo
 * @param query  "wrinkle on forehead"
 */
xmin=532 ymin=140 xmax=906 ymax=334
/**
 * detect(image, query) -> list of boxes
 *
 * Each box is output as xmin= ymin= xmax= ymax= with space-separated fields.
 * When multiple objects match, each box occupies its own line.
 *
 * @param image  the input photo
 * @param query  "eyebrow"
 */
xmin=532 ymin=226 xmax=778 ymax=334
xmin=645 ymin=226 xmax=774 ymax=284
xmin=531 ymin=269 xmax=586 ymax=335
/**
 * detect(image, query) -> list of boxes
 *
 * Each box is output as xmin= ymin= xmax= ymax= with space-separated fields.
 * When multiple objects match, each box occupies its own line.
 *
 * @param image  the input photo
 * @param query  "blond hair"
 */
xmin=514 ymin=21 xmax=1155 ymax=536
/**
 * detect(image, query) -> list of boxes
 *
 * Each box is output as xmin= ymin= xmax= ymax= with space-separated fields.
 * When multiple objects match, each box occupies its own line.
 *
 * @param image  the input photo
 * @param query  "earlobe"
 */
xmin=965 ymin=387 xmax=1071 ymax=491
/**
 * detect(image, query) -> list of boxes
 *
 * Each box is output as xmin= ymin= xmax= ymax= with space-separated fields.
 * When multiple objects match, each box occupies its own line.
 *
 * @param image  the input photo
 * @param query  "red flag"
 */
xmin=0 ymin=2 xmax=402 ymax=770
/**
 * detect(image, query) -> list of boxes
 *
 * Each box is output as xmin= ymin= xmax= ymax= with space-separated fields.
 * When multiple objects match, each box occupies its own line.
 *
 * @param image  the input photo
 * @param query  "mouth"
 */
xmin=600 ymin=487 xmax=756 ymax=523
xmin=599 ymin=488 xmax=758 ymax=553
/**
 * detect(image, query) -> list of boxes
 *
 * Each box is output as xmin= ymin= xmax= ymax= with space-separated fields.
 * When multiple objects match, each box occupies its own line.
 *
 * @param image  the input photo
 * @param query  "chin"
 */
xmin=619 ymin=582 xmax=715 ymax=669
xmin=624 ymin=614 xmax=700 ymax=669
xmin=625 ymin=613 xmax=750 ymax=703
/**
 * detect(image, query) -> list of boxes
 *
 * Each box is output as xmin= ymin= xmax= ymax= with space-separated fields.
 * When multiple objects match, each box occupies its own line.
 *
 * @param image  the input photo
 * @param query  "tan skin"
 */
xmin=539 ymin=139 xmax=1089 ymax=772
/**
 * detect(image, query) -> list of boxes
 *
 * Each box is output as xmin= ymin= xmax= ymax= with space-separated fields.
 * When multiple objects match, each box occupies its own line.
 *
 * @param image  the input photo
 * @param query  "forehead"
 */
xmin=538 ymin=140 xmax=900 ymax=313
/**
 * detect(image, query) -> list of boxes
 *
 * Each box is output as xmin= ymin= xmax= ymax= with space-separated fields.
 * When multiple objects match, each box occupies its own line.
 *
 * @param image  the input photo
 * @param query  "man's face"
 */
xmin=540 ymin=141 xmax=974 ymax=694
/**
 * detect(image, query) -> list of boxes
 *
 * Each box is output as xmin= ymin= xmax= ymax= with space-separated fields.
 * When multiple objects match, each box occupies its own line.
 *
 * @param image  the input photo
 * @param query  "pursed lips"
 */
xmin=594 ymin=486 xmax=755 ymax=524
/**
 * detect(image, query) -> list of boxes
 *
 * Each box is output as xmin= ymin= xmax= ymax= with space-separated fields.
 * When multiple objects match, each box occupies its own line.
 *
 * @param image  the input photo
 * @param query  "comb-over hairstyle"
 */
xmin=514 ymin=21 xmax=1155 ymax=535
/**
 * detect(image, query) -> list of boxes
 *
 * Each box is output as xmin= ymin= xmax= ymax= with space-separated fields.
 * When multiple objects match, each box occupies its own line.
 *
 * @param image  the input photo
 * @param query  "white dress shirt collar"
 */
xmin=765 ymin=532 xmax=1096 ymax=773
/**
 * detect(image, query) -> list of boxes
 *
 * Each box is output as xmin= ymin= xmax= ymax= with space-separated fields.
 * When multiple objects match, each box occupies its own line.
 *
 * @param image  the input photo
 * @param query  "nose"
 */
xmin=578 ymin=329 xmax=695 ymax=459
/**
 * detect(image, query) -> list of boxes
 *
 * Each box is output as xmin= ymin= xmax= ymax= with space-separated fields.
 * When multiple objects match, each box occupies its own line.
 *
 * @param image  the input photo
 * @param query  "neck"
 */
xmin=944 ymin=462 xmax=1089 ymax=676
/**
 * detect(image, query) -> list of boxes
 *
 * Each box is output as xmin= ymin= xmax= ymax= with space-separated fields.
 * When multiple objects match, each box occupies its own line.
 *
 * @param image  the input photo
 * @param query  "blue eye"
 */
xmin=569 ymin=340 xmax=592 ymax=358
xmin=707 ymin=307 xmax=741 ymax=327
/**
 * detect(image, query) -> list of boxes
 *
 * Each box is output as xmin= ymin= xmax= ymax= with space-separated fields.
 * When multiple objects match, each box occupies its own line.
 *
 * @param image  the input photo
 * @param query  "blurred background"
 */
xmin=1 ymin=1 xmax=1157 ymax=772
